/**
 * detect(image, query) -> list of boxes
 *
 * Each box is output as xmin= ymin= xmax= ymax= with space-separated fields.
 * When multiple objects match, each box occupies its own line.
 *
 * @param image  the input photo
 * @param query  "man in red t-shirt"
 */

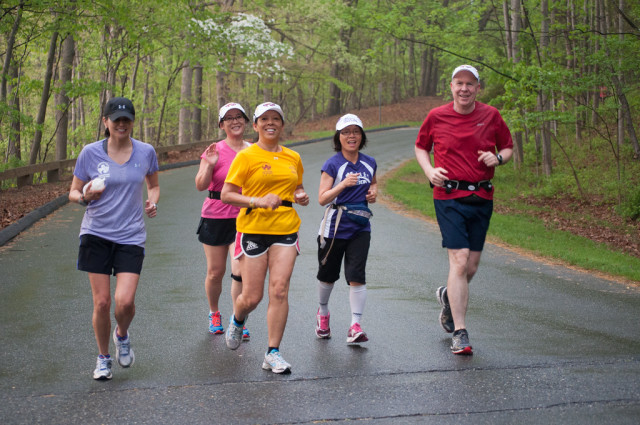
xmin=415 ymin=64 xmax=513 ymax=355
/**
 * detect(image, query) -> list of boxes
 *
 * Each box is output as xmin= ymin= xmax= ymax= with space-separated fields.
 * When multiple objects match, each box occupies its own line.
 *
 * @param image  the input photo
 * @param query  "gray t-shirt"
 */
xmin=74 ymin=138 xmax=159 ymax=247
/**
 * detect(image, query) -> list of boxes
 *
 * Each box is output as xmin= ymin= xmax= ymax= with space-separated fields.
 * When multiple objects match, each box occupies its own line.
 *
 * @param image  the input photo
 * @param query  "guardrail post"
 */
xmin=17 ymin=175 xmax=31 ymax=188
xmin=47 ymin=169 xmax=60 ymax=183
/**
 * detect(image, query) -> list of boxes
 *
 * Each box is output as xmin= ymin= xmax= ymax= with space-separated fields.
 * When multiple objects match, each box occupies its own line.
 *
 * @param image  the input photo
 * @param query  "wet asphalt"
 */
xmin=0 ymin=128 xmax=639 ymax=424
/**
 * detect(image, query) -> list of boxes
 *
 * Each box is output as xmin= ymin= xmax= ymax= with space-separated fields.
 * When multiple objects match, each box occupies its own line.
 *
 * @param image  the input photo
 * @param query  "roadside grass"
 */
xmin=382 ymin=160 xmax=640 ymax=283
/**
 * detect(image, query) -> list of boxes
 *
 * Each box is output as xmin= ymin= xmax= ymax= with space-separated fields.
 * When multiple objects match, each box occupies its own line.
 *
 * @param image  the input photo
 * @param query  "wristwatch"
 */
xmin=78 ymin=194 xmax=88 ymax=206
xmin=496 ymin=153 xmax=503 ymax=165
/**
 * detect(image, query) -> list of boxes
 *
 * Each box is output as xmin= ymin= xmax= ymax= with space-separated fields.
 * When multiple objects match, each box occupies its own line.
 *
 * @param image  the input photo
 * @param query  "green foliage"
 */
xmin=617 ymin=187 xmax=640 ymax=220
xmin=0 ymin=156 xmax=27 ymax=173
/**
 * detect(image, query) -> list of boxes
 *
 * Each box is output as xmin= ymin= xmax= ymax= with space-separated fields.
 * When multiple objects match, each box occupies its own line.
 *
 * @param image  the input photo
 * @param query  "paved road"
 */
xmin=1 ymin=128 xmax=639 ymax=424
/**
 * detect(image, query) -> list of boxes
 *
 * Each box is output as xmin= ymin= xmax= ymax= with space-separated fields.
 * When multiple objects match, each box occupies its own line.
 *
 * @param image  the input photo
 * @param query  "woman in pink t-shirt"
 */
xmin=195 ymin=103 xmax=251 ymax=339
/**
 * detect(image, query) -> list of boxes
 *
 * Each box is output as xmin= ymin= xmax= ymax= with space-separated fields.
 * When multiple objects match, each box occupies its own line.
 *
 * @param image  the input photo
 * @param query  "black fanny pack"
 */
xmin=455 ymin=194 xmax=490 ymax=205
xmin=443 ymin=180 xmax=493 ymax=194
xmin=246 ymin=200 xmax=293 ymax=215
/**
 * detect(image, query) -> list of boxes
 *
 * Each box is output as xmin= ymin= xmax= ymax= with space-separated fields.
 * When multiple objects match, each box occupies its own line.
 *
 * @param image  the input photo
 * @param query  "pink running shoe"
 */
xmin=209 ymin=311 xmax=224 ymax=334
xmin=347 ymin=323 xmax=368 ymax=343
xmin=315 ymin=309 xmax=331 ymax=339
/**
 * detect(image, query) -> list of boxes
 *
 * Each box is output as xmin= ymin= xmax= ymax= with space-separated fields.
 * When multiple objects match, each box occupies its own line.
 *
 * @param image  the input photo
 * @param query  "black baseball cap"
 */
xmin=104 ymin=97 xmax=135 ymax=121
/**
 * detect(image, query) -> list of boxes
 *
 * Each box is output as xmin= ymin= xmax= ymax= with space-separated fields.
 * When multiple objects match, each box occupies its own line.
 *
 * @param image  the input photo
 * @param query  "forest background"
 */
xmin=0 ymin=0 xmax=639 ymax=279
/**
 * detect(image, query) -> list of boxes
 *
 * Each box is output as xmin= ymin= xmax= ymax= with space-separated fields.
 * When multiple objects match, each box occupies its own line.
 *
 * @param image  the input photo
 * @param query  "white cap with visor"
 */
xmin=336 ymin=114 xmax=363 ymax=131
xmin=218 ymin=102 xmax=247 ymax=124
xmin=451 ymin=65 xmax=480 ymax=82
xmin=253 ymin=102 xmax=284 ymax=123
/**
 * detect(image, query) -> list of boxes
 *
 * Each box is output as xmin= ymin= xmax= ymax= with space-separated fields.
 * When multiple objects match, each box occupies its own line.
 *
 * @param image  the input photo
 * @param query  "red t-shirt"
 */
xmin=415 ymin=101 xmax=513 ymax=200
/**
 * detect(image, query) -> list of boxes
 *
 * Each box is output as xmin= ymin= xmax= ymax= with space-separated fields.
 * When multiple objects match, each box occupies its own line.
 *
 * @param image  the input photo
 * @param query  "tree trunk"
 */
xmin=49 ymin=31 xmax=74 ymax=183
xmin=216 ymin=70 xmax=228 ymax=138
xmin=510 ymin=0 xmax=521 ymax=61
xmin=29 ymin=31 xmax=59 ymax=165
xmin=419 ymin=48 xmax=428 ymax=96
xmin=55 ymin=34 xmax=75 ymax=163
xmin=6 ymin=62 xmax=21 ymax=162
xmin=327 ymin=0 xmax=356 ymax=116
xmin=408 ymin=35 xmax=416 ymax=97
xmin=178 ymin=60 xmax=192 ymax=145
xmin=1 ymin=1 xmax=23 ymax=104
xmin=540 ymin=0 xmax=552 ymax=176
xmin=510 ymin=0 xmax=525 ymax=166
xmin=503 ymin=1 xmax=513 ymax=60
xmin=617 ymin=0 xmax=625 ymax=151
xmin=391 ymin=41 xmax=400 ymax=103
xmin=192 ymin=64 xmax=203 ymax=142
xmin=327 ymin=61 xmax=342 ymax=116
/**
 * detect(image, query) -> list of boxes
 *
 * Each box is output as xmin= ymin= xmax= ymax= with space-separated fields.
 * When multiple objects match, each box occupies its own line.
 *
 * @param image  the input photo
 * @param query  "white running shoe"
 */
xmin=93 ymin=356 xmax=113 ymax=380
xmin=225 ymin=316 xmax=244 ymax=350
xmin=113 ymin=328 xmax=135 ymax=368
xmin=262 ymin=350 xmax=292 ymax=374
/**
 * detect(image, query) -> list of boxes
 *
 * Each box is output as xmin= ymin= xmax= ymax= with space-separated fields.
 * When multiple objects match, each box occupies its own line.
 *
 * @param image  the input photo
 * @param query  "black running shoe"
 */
xmin=436 ymin=286 xmax=454 ymax=333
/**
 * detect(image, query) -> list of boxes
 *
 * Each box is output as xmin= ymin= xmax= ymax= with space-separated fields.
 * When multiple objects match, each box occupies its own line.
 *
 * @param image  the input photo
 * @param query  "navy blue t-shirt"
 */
xmin=317 ymin=151 xmax=377 ymax=239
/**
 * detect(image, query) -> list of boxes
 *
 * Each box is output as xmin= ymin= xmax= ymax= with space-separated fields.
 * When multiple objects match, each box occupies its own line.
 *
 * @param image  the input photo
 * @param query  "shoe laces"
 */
xmin=350 ymin=323 xmax=362 ymax=334
xmin=269 ymin=351 xmax=288 ymax=367
xmin=98 ymin=357 xmax=110 ymax=370
xmin=119 ymin=337 xmax=130 ymax=356
xmin=229 ymin=322 xmax=243 ymax=340
xmin=211 ymin=312 xmax=222 ymax=327
xmin=318 ymin=314 xmax=329 ymax=329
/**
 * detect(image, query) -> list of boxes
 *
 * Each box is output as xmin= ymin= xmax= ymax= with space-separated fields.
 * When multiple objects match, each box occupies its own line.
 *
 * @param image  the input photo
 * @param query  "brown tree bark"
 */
xmin=178 ymin=60 xmax=192 ymax=145
xmin=55 ymin=34 xmax=75 ymax=163
xmin=1 ymin=1 xmax=23 ymax=104
xmin=29 ymin=31 xmax=58 ymax=165
xmin=6 ymin=62 xmax=21 ymax=162
xmin=192 ymin=64 xmax=203 ymax=142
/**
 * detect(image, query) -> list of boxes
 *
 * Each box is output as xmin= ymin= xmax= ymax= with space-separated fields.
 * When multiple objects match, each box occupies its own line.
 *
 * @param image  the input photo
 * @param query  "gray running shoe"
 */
xmin=113 ymin=328 xmax=135 ymax=368
xmin=225 ymin=315 xmax=244 ymax=350
xmin=451 ymin=329 xmax=473 ymax=355
xmin=436 ymin=286 xmax=454 ymax=333
xmin=93 ymin=356 xmax=113 ymax=380
xmin=262 ymin=350 xmax=292 ymax=374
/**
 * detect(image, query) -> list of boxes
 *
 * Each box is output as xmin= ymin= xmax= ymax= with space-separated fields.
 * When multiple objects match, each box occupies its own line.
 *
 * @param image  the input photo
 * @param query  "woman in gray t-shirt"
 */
xmin=69 ymin=97 xmax=159 ymax=381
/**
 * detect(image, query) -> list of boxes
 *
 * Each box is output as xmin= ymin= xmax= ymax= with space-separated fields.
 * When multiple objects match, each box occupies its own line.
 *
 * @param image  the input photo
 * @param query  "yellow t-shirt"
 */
xmin=225 ymin=143 xmax=304 ymax=235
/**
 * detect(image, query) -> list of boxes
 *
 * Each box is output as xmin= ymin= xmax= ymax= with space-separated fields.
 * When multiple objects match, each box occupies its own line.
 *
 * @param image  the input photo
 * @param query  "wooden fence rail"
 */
xmin=0 ymin=140 xmax=213 ymax=188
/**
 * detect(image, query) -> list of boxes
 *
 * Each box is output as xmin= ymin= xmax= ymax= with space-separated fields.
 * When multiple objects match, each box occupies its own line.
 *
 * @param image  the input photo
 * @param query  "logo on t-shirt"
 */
xmin=97 ymin=162 xmax=110 ymax=178
xmin=261 ymin=163 xmax=272 ymax=176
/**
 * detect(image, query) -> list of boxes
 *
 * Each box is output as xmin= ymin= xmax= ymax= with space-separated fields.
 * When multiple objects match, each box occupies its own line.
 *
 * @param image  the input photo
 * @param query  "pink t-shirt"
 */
xmin=200 ymin=140 xmax=246 ymax=219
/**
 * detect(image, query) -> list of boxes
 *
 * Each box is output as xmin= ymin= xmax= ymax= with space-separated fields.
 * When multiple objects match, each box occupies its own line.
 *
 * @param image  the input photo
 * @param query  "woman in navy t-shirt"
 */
xmin=315 ymin=114 xmax=377 ymax=344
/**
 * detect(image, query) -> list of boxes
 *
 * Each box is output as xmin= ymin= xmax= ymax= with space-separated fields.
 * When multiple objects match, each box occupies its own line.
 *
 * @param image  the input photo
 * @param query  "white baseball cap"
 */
xmin=253 ymin=102 xmax=284 ymax=123
xmin=335 ymin=114 xmax=363 ymax=131
xmin=451 ymin=65 xmax=480 ymax=82
xmin=218 ymin=102 xmax=248 ymax=124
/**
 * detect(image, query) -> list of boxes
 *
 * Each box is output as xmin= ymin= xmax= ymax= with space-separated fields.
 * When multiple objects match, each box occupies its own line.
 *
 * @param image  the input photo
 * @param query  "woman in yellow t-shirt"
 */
xmin=221 ymin=102 xmax=309 ymax=374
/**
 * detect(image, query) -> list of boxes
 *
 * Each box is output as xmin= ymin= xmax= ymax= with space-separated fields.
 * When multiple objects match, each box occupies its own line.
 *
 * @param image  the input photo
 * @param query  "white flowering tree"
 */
xmin=192 ymin=13 xmax=293 ymax=77
xmin=190 ymin=12 xmax=293 ymax=131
